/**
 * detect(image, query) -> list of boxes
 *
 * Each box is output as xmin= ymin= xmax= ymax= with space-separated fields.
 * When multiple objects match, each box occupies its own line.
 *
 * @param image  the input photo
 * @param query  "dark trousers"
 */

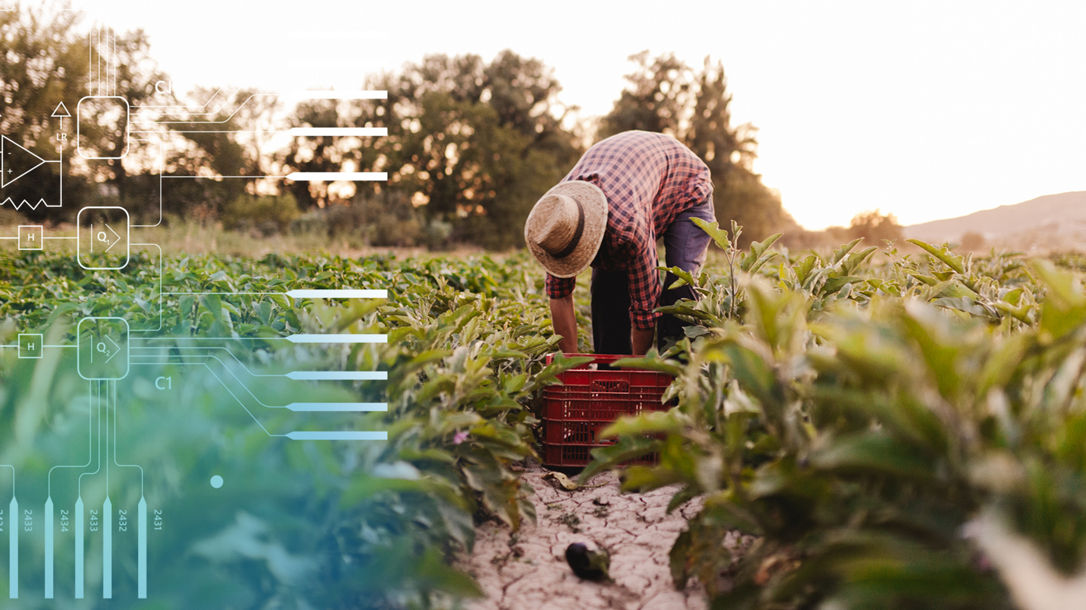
xmin=591 ymin=198 xmax=715 ymax=354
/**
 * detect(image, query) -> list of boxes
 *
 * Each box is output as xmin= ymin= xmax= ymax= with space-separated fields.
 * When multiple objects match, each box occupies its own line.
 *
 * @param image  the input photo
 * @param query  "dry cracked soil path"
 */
xmin=458 ymin=461 xmax=747 ymax=609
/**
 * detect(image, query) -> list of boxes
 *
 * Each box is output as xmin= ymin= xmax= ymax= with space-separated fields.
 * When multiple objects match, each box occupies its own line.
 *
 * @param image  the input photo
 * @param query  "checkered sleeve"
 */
xmin=626 ymin=237 xmax=661 ymax=330
xmin=545 ymin=273 xmax=576 ymax=299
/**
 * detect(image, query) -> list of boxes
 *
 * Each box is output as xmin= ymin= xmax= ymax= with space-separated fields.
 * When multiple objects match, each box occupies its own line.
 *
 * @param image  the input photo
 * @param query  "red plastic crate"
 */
xmin=540 ymin=353 xmax=673 ymax=468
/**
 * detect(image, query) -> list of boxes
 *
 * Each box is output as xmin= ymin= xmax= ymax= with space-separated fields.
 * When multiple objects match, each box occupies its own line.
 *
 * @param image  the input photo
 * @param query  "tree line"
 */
xmin=1 ymin=4 xmax=805 ymax=249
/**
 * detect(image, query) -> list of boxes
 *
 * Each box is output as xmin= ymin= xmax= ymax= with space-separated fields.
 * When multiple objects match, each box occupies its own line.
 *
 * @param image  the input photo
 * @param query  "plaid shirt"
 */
xmin=545 ymin=131 xmax=712 ymax=329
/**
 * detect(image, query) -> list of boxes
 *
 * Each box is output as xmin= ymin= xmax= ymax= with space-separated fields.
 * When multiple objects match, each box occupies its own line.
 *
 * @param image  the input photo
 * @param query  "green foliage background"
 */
xmin=0 ymin=251 xmax=585 ymax=608
xmin=5 ymin=227 xmax=1086 ymax=609
xmin=585 ymin=225 xmax=1086 ymax=609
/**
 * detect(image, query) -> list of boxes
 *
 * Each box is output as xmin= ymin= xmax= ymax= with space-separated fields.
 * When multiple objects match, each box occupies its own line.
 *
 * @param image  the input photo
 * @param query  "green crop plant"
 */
xmin=585 ymin=224 xmax=1086 ymax=609
xmin=6 ymin=237 xmax=1086 ymax=608
xmin=0 ymin=251 xmax=582 ymax=608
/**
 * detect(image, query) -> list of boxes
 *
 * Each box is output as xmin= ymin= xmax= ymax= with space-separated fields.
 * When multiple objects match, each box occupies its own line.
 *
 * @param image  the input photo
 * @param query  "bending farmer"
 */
xmin=524 ymin=130 xmax=715 ymax=355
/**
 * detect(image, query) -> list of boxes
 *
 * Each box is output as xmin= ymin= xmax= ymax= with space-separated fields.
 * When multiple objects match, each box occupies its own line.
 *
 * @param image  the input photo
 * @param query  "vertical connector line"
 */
xmin=112 ymin=380 xmax=148 ymax=598
xmin=74 ymin=497 xmax=84 ymax=599
xmin=102 ymin=384 xmax=112 ymax=599
xmin=109 ymin=28 xmax=115 ymax=96
xmin=95 ymin=25 xmax=100 ymax=96
xmin=44 ymin=497 xmax=54 ymax=598
xmin=87 ymin=31 xmax=92 ymax=96
xmin=102 ymin=498 xmax=112 ymax=599
xmin=8 ymin=496 xmax=17 ymax=599
xmin=137 ymin=497 xmax=147 ymax=598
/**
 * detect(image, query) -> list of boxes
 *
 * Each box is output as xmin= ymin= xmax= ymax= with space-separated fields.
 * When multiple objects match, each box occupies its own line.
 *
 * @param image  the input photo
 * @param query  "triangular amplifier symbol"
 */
xmin=1 ymin=135 xmax=47 ymax=188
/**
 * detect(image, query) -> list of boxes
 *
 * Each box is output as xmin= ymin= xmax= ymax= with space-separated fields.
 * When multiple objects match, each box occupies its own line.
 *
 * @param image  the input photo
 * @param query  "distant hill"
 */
xmin=904 ymin=191 xmax=1086 ymax=248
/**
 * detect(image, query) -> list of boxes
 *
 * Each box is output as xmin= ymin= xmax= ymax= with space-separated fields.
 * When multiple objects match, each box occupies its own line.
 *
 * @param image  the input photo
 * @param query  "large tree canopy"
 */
xmin=1 ymin=5 xmax=798 ymax=250
xmin=601 ymin=52 xmax=798 ymax=246
xmin=1 ymin=5 xmax=163 ymax=221
xmin=376 ymin=51 xmax=582 ymax=248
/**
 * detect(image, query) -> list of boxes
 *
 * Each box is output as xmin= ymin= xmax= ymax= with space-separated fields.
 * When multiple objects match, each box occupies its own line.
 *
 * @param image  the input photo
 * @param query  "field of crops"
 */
xmin=0 ymin=248 xmax=576 ymax=608
xmin=3 ymin=226 xmax=1086 ymax=608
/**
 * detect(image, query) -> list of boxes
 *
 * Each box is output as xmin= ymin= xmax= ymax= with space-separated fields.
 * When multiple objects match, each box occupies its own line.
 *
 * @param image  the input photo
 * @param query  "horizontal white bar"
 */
xmin=286 ymin=371 xmax=387 ymax=381
xmin=281 ymin=90 xmax=387 ymax=100
xmin=288 ymin=127 xmax=387 ymax=137
xmin=285 ymin=334 xmax=387 ymax=344
xmin=286 ymin=31 xmax=392 ymax=42
xmin=286 ymin=431 xmax=388 ymax=441
xmin=286 ymin=402 xmax=388 ymax=412
xmin=286 ymin=172 xmax=386 ymax=182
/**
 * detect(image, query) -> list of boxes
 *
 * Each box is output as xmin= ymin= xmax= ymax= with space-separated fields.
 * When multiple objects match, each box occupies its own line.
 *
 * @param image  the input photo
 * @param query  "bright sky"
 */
xmin=66 ymin=0 xmax=1086 ymax=230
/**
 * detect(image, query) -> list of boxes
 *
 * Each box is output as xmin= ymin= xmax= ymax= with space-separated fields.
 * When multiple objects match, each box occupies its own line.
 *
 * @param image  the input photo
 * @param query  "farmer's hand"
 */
xmin=549 ymin=295 xmax=578 ymax=353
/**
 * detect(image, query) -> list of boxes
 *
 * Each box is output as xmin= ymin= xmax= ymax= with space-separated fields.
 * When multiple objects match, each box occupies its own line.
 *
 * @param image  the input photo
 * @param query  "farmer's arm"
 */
xmin=630 ymin=327 xmax=654 ymax=356
xmin=549 ymin=295 xmax=578 ymax=353
xmin=546 ymin=273 xmax=578 ymax=353
xmin=627 ymin=238 xmax=661 ymax=356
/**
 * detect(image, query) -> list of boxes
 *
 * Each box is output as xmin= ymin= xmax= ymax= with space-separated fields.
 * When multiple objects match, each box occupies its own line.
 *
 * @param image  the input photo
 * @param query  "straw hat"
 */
xmin=524 ymin=181 xmax=608 ymax=278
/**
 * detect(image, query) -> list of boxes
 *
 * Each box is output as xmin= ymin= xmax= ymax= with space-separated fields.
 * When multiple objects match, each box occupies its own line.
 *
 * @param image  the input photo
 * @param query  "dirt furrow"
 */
xmin=458 ymin=462 xmax=708 ymax=609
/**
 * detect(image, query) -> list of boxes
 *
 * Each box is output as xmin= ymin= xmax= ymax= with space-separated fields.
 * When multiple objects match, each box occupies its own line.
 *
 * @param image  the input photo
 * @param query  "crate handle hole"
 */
xmin=590 ymin=380 xmax=630 ymax=392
